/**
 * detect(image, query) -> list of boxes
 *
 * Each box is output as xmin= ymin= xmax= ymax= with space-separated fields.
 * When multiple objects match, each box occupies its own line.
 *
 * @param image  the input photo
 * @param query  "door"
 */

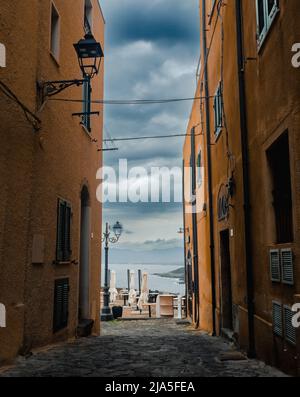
xmin=220 ymin=230 xmax=233 ymax=330
xmin=79 ymin=186 xmax=91 ymax=320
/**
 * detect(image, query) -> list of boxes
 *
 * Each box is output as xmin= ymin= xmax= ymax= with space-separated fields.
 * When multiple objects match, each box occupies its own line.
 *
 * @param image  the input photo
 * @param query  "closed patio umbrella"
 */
xmin=109 ymin=270 xmax=118 ymax=303
xmin=128 ymin=270 xmax=137 ymax=306
xmin=138 ymin=272 xmax=149 ymax=310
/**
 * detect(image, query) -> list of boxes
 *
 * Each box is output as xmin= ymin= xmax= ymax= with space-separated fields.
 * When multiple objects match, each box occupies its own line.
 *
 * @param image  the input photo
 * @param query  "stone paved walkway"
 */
xmin=0 ymin=319 xmax=286 ymax=377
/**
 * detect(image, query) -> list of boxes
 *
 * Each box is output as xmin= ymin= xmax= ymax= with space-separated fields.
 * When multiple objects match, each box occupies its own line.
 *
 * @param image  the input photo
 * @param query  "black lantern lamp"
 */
xmin=112 ymin=221 xmax=123 ymax=239
xmin=39 ymin=33 xmax=103 ymax=103
xmin=74 ymin=33 xmax=104 ymax=79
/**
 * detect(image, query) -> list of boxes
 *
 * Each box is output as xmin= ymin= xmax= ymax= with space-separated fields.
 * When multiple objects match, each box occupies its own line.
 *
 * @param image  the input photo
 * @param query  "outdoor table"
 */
xmin=120 ymin=291 xmax=129 ymax=306
xmin=141 ymin=303 xmax=156 ymax=318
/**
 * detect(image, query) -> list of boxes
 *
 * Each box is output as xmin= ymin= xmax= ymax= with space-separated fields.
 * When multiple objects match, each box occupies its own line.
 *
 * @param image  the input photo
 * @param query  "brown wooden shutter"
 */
xmin=64 ymin=203 xmax=72 ymax=261
xmin=56 ymin=199 xmax=65 ymax=262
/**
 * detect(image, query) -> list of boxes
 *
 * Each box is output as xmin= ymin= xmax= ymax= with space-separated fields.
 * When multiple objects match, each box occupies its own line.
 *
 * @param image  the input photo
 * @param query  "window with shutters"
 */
xmin=283 ymin=306 xmax=296 ymax=345
xmin=53 ymin=278 xmax=69 ymax=332
xmin=272 ymin=301 xmax=283 ymax=337
xmin=256 ymin=0 xmax=279 ymax=49
xmin=270 ymin=249 xmax=280 ymax=282
xmin=213 ymin=83 xmax=223 ymax=139
xmin=267 ymin=132 xmax=294 ymax=244
xmin=56 ymin=199 xmax=72 ymax=262
xmin=281 ymin=249 xmax=294 ymax=285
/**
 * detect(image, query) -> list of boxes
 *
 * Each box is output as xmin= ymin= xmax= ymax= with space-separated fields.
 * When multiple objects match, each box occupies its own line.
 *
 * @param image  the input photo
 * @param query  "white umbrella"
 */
xmin=128 ymin=270 xmax=137 ymax=306
xmin=138 ymin=272 xmax=149 ymax=310
xmin=109 ymin=270 xmax=118 ymax=303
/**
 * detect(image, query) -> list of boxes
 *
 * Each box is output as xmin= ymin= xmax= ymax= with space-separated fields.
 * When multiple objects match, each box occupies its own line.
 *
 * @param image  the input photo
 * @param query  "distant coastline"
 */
xmin=154 ymin=267 xmax=185 ymax=282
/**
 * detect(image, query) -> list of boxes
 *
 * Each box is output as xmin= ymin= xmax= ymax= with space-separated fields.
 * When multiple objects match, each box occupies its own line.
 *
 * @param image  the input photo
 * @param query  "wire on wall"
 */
xmin=0 ymin=80 xmax=41 ymax=132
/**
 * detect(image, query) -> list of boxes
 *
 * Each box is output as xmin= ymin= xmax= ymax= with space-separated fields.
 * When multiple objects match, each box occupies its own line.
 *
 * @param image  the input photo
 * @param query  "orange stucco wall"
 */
xmin=0 ymin=0 xmax=104 ymax=363
xmin=184 ymin=0 xmax=300 ymax=375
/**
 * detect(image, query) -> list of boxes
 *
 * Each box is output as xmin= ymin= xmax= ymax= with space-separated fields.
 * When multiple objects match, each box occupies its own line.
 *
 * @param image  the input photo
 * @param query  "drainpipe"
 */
xmin=235 ymin=0 xmax=255 ymax=358
xmin=191 ymin=127 xmax=200 ymax=327
xmin=201 ymin=0 xmax=217 ymax=336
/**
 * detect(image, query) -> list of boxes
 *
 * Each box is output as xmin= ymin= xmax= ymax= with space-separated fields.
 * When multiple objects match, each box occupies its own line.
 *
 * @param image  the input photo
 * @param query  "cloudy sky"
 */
xmin=100 ymin=0 xmax=200 ymax=262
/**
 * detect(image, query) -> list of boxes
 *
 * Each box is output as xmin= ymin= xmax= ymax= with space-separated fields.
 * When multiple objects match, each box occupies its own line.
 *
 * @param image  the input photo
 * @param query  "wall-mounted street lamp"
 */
xmin=101 ymin=221 xmax=123 ymax=321
xmin=74 ymin=33 xmax=103 ymax=79
xmin=38 ymin=33 xmax=103 ymax=127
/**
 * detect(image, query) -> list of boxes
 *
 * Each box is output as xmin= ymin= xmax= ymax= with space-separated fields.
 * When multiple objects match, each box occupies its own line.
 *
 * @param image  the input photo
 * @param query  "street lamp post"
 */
xmin=101 ymin=221 xmax=123 ymax=321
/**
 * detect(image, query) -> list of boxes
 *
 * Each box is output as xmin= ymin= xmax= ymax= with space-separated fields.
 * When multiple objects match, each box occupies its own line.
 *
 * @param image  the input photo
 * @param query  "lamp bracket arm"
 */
xmin=108 ymin=237 xmax=119 ymax=244
xmin=38 ymin=79 xmax=86 ymax=101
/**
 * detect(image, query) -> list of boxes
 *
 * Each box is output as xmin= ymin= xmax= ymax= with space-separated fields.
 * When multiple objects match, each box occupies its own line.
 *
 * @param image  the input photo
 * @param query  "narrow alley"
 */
xmin=0 ymin=320 xmax=285 ymax=377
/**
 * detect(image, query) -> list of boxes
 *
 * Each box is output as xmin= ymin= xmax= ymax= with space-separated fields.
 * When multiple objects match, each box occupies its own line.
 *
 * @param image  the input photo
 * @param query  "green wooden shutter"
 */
xmin=53 ymin=280 xmax=63 ymax=332
xmin=61 ymin=280 xmax=69 ymax=328
xmin=53 ymin=278 xmax=69 ymax=332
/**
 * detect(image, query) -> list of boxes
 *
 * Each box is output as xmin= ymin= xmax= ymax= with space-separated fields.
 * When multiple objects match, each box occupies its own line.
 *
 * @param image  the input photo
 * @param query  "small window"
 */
xmin=267 ymin=132 xmax=293 ymax=244
xmin=82 ymin=79 xmax=91 ymax=132
xmin=53 ymin=278 xmax=69 ymax=333
xmin=56 ymin=199 xmax=72 ymax=262
xmin=50 ymin=3 xmax=60 ymax=60
xmin=256 ymin=0 xmax=279 ymax=48
xmin=196 ymin=151 xmax=203 ymax=188
xmin=213 ymin=83 xmax=223 ymax=138
xmin=84 ymin=0 xmax=93 ymax=34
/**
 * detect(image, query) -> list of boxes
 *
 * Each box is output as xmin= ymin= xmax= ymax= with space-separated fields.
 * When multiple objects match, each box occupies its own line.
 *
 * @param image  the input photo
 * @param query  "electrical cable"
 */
xmin=103 ymin=132 xmax=201 ymax=143
xmin=0 ymin=80 xmax=41 ymax=131
xmin=48 ymin=96 xmax=215 ymax=105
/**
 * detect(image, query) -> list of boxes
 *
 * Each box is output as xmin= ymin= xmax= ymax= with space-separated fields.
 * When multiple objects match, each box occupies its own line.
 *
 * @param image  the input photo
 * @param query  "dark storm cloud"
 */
xmin=100 ymin=0 xmax=199 ymax=251
xmin=101 ymin=0 xmax=199 ymax=46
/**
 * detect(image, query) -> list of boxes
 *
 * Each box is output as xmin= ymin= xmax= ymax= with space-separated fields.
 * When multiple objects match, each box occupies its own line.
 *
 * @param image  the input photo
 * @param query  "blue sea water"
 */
xmin=101 ymin=263 xmax=185 ymax=295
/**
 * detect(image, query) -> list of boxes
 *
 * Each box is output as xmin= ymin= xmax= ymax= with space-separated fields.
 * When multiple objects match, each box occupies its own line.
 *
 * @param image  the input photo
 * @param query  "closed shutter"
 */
xmin=53 ymin=278 xmax=69 ymax=333
xmin=64 ymin=203 xmax=72 ymax=261
xmin=269 ymin=249 xmax=280 ymax=282
xmin=284 ymin=306 xmax=296 ymax=345
xmin=272 ymin=301 xmax=283 ymax=337
xmin=56 ymin=199 xmax=72 ymax=262
xmin=281 ymin=248 xmax=294 ymax=285
xmin=56 ymin=200 xmax=65 ymax=262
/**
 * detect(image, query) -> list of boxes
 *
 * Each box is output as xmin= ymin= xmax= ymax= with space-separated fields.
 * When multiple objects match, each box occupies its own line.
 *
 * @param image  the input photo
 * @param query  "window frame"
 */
xmin=213 ymin=82 xmax=223 ymax=139
xmin=84 ymin=0 xmax=93 ymax=35
xmin=49 ymin=2 xmax=61 ymax=63
xmin=256 ymin=0 xmax=279 ymax=50
xmin=196 ymin=150 xmax=203 ymax=188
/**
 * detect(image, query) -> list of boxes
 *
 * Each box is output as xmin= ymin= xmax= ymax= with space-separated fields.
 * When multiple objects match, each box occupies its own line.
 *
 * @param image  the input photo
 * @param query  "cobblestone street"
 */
xmin=0 ymin=319 xmax=287 ymax=377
